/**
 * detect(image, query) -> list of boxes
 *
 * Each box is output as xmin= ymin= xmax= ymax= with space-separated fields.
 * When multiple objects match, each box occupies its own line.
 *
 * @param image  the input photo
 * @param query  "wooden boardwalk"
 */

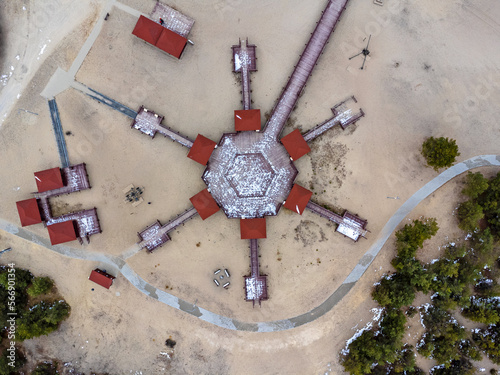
xmin=232 ymin=39 xmax=257 ymax=110
xmin=263 ymin=0 xmax=349 ymax=139
xmin=132 ymin=106 xmax=194 ymax=148
xmin=138 ymin=207 xmax=199 ymax=251
xmin=306 ymin=201 xmax=367 ymax=241
xmin=302 ymin=96 xmax=365 ymax=142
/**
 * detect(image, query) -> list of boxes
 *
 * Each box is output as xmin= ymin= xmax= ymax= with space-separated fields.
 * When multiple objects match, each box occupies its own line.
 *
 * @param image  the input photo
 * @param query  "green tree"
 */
xmin=396 ymin=219 xmax=439 ymax=251
xmin=457 ymin=200 xmax=484 ymax=232
xmin=0 ymin=346 xmax=26 ymax=374
xmin=421 ymin=136 xmax=460 ymax=171
xmin=462 ymin=172 xmax=489 ymax=199
xmin=16 ymin=300 xmax=70 ymax=341
xmin=372 ymin=273 xmax=416 ymax=309
xmin=31 ymin=361 xmax=58 ymax=374
xmin=473 ymin=324 xmax=500 ymax=364
xmin=27 ymin=277 xmax=54 ymax=297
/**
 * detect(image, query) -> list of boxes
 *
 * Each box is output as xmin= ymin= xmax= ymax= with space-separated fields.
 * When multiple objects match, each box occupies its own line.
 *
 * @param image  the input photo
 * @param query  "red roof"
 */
xmin=283 ymin=184 xmax=313 ymax=215
xmin=132 ymin=15 xmax=187 ymax=59
xmin=234 ymin=109 xmax=261 ymax=131
xmin=34 ymin=167 xmax=64 ymax=193
xmin=156 ymin=28 xmax=187 ymax=59
xmin=89 ymin=269 xmax=114 ymax=289
xmin=187 ymin=134 xmax=217 ymax=165
xmin=190 ymin=189 xmax=220 ymax=220
xmin=16 ymin=198 xmax=42 ymax=226
xmin=47 ymin=221 xmax=77 ymax=245
xmin=281 ymin=129 xmax=311 ymax=161
xmin=240 ymin=218 xmax=266 ymax=239
xmin=132 ymin=15 xmax=163 ymax=45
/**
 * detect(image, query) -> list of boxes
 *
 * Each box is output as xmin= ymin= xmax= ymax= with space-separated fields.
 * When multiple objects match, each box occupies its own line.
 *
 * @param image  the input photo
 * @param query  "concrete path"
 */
xmin=48 ymin=99 xmax=70 ymax=168
xmin=2 ymin=155 xmax=499 ymax=332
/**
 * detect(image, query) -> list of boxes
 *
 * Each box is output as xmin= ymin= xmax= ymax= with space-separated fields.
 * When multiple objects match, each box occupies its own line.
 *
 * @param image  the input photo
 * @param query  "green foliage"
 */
xmin=473 ymin=324 xmax=500 ymax=364
xmin=0 ymin=267 xmax=33 ymax=290
xmin=462 ymin=172 xmax=489 ymax=199
xmin=396 ymin=219 xmax=439 ymax=251
xmin=31 ymin=361 xmax=59 ymax=374
xmin=372 ymin=273 xmax=416 ymax=309
xmin=27 ymin=277 xmax=54 ymax=297
xmin=462 ymin=297 xmax=500 ymax=324
xmin=457 ymin=200 xmax=484 ymax=232
xmin=421 ymin=136 xmax=460 ymax=171
xmin=341 ymin=330 xmax=379 ymax=375
xmin=430 ymin=358 xmax=475 ymax=375
xmin=418 ymin=306 xmax=473 ymax=368
xmin=0 ymin=346 xmax=26 ymax=374
xmin=16 ymin=300 xmax=70 ymax=341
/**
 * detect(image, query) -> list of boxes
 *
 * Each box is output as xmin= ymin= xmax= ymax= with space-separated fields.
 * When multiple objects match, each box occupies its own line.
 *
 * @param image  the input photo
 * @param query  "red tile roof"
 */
xmin=281 ymin=129 xmax=311 ymax=161
xmin=240 ymin=218 xmax=266 ymax=239
xmin=190 ymin=189 xmax=220 ymax=220
xmin=47 ymin=221 xmax=77 ymax=245
xmin=16 ymin=198 xmax=42 ymax=226
xmin=283 ymin=184 xmax=313 ymax=215
xmin=234 ymin=109 xmax=261 ymax=131
xmin=132 ymin=15 xmax=163 ymax=45
xmin=89 ymin=269 xmax=115 ymax=289
xmin=156 ymin=28 xmax=187 ymax=59
xmin=34 ymin=167 xmax=64 ymax=193
xmin=132 ymin=15 xmax=187 ymax=59
xmin=187 ymin=134 xmax=217 ymax=165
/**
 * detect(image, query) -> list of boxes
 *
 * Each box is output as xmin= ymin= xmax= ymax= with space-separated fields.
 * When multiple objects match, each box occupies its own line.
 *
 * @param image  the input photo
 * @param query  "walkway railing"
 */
xmin=263 ymin=0 xmax=349 ymax=139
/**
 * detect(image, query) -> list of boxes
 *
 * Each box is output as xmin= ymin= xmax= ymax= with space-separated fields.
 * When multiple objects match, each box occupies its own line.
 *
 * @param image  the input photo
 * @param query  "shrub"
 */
xmin=421 ymin=137 xmax=460 ymax=171
xmin=27 ymin=277 xmax=54 ymax=297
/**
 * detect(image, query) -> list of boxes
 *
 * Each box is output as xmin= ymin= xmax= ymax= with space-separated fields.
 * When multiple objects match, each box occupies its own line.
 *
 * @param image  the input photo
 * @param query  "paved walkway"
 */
xmin=48 ymin=98 xmax=70 ymax=168
xmin=2 ymin=155 xmax=499 ymax=332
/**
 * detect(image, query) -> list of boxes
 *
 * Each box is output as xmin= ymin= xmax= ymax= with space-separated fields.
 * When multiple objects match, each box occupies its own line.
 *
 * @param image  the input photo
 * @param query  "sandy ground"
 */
xmin=0 ymin=0 xmax=500 ymax=373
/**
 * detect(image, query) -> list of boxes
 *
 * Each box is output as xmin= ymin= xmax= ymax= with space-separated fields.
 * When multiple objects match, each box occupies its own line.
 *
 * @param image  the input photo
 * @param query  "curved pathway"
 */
xmin=2 ymin=155 xmax=499 ymax=332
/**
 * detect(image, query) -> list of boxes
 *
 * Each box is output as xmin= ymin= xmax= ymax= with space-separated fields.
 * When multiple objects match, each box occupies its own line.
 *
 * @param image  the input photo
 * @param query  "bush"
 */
xmin=457 ymin=200 xmax=484 ymax=232
xmin=421 ymin=137 xmax=460 ymax=171
xmin=462 ymin=172 xmax=489 ymax=199
xmin=16 ymin=300 xmax=70 ymax=341
xmin=27 ymin=277 xmax=54 ymax=297
xmin=31 ymin=361 xmax=58 ymax=374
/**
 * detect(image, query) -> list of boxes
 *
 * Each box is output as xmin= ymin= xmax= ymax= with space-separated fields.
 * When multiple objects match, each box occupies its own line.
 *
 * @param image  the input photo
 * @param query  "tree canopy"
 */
xmin=421 ymin=136 xmax=460 ymax=171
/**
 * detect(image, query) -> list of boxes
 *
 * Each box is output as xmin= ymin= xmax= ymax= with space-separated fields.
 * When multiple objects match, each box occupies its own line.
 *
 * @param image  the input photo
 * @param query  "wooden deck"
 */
xmin=306 ymin=201 xmax=367 ymax=241
xmin=132 ymin=106 xmax=194 ymax=148
xmin=244 ymin=238 xmax=268 ymax=306
xmin=302 ymin=96 xmax=365 ymax=142
xmin=232 ymin=39 xmax=257 ymax=110
xmin=263 ymin=0 xmax=349 ymax=139
xmin=138 ymin=207 xmax=199 ymax=252
xmin=34 ymin=163 xmax=91 ymax=199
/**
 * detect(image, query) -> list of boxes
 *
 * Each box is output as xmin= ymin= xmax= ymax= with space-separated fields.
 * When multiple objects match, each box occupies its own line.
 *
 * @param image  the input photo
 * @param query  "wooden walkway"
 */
xmin=249 ymin=238 xmax=259 ymax=277
xmin=263 ymin=0 xmax=349 ymax=139
xmin=132 ymin=106 xmax=194 ymax=148
xmin=232 ymin=39 xmax=257 ymax=110
xmin=306 ymin=201 xmax=367 ymax=241
xmin=302 ymin=96 xmax=365 ymax=142
xmin=138 ymin=207 xmax=199 ymax=251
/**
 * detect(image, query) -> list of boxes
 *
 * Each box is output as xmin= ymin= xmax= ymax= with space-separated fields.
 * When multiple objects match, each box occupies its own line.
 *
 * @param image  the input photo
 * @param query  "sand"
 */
xmin=0 ymin=0 xmax=499 ymax=373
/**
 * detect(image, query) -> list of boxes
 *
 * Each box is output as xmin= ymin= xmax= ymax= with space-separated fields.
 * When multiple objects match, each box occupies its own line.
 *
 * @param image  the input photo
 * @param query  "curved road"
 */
xmin=2 ymin=154 xmax=499 ymax=332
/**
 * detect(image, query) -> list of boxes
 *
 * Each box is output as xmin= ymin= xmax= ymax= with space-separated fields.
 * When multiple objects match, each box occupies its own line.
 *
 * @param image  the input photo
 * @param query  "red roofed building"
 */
xmin=132 ymin=15 xmax=188 ymax=59
xmin=240 ymin=218 xmax=266 ymax=239
xmin=190 ymin=189 xmax=219 ymax=220
xmin=234 ymin=109 xmax=261 ymax=131
xmin=187 ymin=134 xmax=217 ymax=165
xmin=89 ymin=269 xmax=115 ymax=289
xmin=156 ymin=28 xmax=188 ymax=59
xmin=16 ymin=198 xmax=42 ymax=226
xmin=281 ymin=129 xmax=311 ymax=161
xmin=34 ymin=167 xmax=64 ymax=193
xmin=47 ymin=221 xmax=77 ymax=245
xmin=283 ymin=184 xmax=313 ymax=215
xmin=132 ymin=15 xmax=163 ymax=45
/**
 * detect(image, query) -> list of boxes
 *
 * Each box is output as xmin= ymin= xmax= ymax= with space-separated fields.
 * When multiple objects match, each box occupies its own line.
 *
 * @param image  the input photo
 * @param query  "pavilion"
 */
xmin=89 ymin=268 xmax=116 ymax=289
